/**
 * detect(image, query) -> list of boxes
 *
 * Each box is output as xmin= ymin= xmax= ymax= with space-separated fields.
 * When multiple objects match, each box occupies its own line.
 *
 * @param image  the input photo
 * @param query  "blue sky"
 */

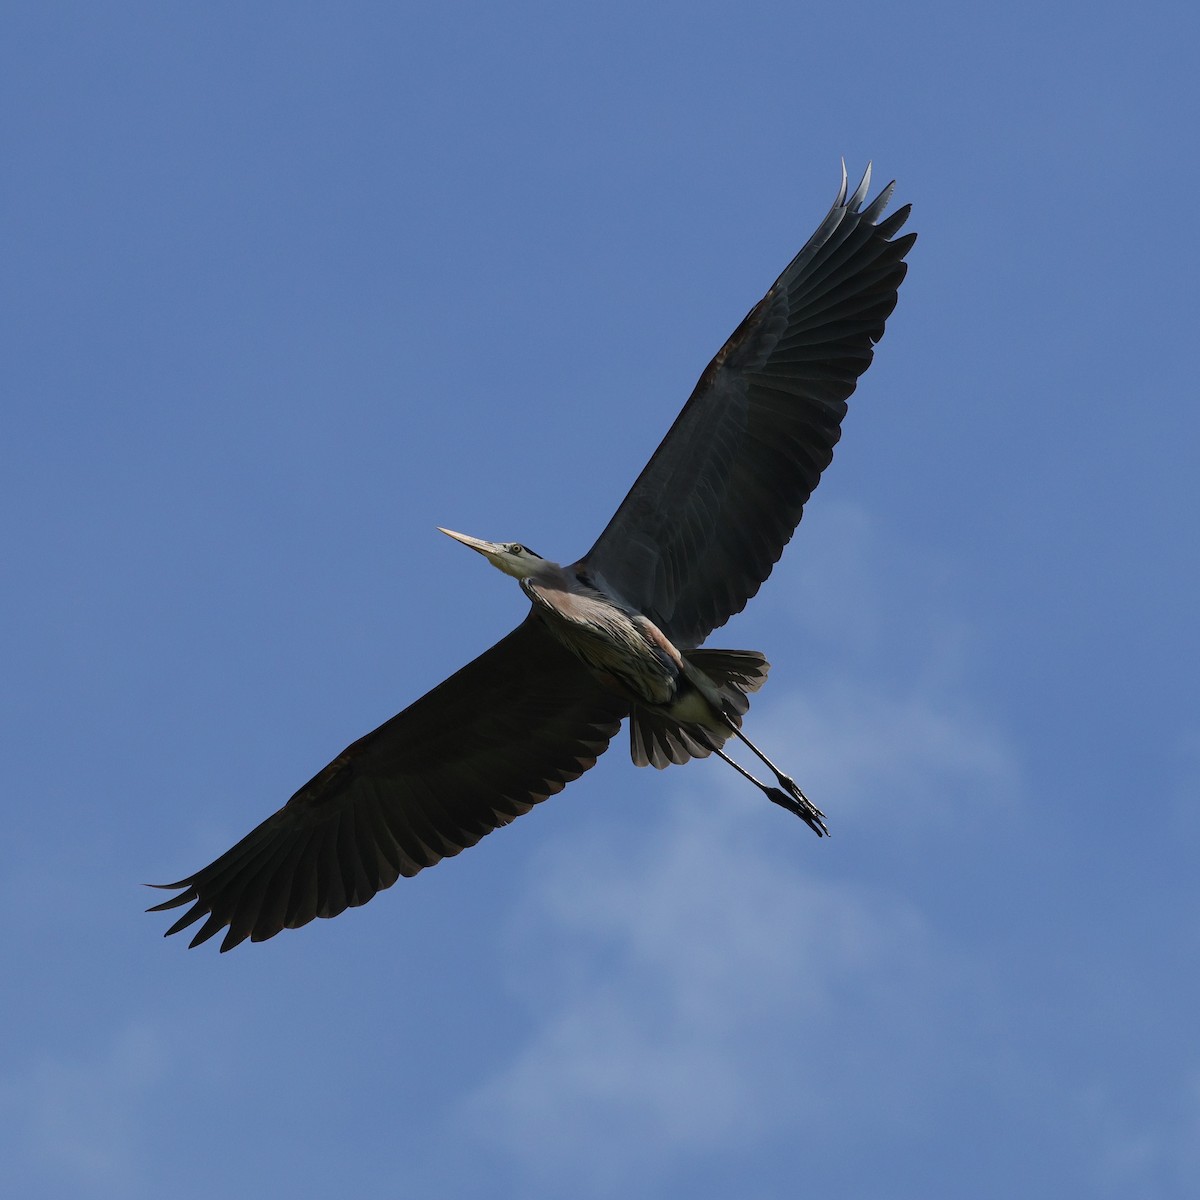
xmin=3 ymin=3 xmax=1198 ymax=1197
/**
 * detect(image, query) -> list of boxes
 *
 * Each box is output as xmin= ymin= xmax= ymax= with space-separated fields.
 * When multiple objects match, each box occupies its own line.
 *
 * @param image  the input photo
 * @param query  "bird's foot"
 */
xmin=766 ymin=778 xmax=829 ymax=838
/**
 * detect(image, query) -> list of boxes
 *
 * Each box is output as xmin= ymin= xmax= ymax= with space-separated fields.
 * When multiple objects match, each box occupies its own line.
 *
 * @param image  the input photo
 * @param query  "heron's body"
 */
xmin=524 ymin=565 xmax=684 ymax=708
xmin=151 ymin=163 xmax=916 ymax=951
xmin=477 ymin=540 xmax=766 ymax=760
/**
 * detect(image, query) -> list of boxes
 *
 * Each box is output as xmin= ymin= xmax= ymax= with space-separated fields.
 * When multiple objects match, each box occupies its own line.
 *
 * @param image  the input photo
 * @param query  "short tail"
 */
xmin=629 ymin=649 xmax=769 ymax=768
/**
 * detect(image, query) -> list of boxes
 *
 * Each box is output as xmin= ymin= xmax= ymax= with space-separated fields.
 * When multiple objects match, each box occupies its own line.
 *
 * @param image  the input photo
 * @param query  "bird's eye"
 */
xmin=507 ymin=543 xmax=524 ymax=554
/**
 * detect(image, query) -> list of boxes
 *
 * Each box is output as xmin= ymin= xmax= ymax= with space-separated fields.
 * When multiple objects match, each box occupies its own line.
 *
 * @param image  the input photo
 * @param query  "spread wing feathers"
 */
xmin=148 ymin=615 xmax=628 ymax=951
xmin=629 ymin=648 xmax=769 ymax=768
xmin=584 ymin=163 xmax=916 ymax=649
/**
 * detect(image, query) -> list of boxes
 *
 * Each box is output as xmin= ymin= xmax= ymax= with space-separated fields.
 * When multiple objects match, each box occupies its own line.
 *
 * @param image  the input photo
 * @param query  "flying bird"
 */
xmin=150 ymin=163 xmax=915 ymax=951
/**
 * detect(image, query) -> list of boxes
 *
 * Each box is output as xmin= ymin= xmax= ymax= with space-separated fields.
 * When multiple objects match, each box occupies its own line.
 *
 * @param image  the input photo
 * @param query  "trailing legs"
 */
xmin=709 ymin=716 xmax=828 ymax=837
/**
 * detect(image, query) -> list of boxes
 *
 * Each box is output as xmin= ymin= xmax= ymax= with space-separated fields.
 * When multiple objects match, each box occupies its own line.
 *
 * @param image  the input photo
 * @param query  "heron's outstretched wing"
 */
xmin=582 ymin=164 xmax=915 ymax=649
xmin=148 ymin=615 xmax=627 ymax=951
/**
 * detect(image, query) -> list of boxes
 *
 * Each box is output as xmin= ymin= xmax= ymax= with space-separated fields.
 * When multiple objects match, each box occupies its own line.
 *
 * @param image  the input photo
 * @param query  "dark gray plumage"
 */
xmin=150 ymin=163 xmax=915 ymax=951
xmin=586 ymin=165 xmax=912 ymax=649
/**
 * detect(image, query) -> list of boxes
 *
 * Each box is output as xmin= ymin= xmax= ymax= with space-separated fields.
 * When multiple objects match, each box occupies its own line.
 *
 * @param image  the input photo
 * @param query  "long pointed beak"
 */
xmin=437 ymin=527 xmax=502 ymax=557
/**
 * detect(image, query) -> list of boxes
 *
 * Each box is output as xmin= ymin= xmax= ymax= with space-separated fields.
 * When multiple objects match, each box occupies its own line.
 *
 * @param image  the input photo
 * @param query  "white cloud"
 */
xmin=757 ymin=681 xmax=1018 ymax=829
xmin=463 ymin=806 xmax=952 ymax=1195
xmin=454 ymin=503 xmax=1025 ymax=1196
xmin=438 ymin=501 xmax=1196 ymax=1198
xmin=458 ymin=666 xmax=1016 ymax=1195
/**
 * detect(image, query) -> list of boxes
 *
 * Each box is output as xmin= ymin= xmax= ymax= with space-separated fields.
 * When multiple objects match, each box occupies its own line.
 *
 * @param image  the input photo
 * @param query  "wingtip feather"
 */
xmin=146 ymin=889 xmax=195 ymax=913
xmin=863 ymin=179 xmax=897 ymax=224
xmin=848 ymin=162 xmax=873 ymax=210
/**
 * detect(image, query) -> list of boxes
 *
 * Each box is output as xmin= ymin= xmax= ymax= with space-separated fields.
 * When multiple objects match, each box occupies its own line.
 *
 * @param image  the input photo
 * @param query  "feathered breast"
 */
xmin=522 ymin=577 xmax=681 ymax=705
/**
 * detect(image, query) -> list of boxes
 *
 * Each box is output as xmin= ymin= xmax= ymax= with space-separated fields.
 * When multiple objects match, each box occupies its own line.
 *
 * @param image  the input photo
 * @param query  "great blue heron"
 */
xmin=150 ymin=163 xmax=915 ymax=951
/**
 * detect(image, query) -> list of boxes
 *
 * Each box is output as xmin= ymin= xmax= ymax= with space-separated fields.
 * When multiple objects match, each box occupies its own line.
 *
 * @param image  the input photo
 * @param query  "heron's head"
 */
xmin=437 ymin=528 xmax=551 ymax=580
